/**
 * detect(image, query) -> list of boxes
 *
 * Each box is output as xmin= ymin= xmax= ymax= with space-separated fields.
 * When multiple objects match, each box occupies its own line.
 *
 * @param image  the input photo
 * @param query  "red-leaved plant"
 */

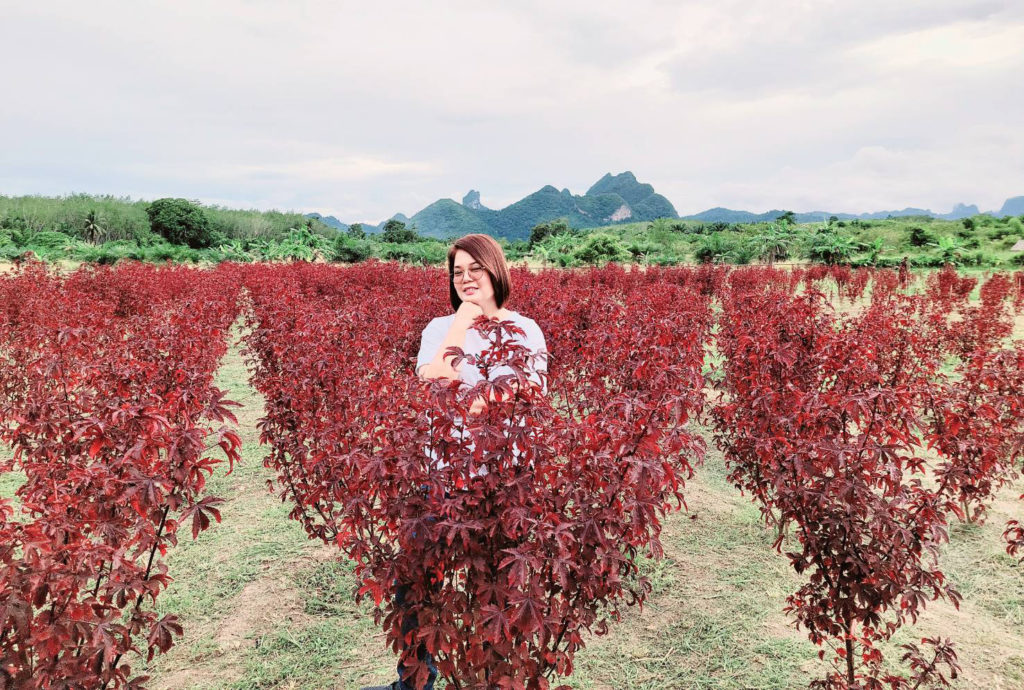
xmin=712 ymin=286 xmax=967 ymax=689
xmin=244 ymin=263 xmax=710 ymax=689
xmin=0 ymin=262 xmax=241 ymax=689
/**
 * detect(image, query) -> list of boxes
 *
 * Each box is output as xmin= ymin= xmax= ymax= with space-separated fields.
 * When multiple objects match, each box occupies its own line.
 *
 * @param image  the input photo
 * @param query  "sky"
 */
xmin=1 ymin=0 xmax=1023 ymax=223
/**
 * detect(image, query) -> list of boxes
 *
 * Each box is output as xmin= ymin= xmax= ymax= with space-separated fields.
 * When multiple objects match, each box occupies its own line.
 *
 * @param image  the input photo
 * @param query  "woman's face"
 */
xmin=452 ymin=248 xmax=495 ymax=308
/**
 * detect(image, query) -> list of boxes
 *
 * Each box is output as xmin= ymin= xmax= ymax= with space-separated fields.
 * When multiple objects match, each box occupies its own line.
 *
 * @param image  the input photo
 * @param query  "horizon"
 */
xmin=3 ymin=177 xmax=1019 ymax=227
xmin=2 ymin=1 xmax=1023 ymax=224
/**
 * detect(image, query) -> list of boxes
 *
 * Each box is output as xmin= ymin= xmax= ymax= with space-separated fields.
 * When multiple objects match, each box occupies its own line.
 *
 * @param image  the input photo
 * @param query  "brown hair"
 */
xmin=447 ymin=234 xmax=512 ymax=311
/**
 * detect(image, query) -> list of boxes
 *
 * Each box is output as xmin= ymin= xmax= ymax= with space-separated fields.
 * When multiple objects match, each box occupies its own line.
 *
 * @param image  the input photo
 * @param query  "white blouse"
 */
xmin=415 ymin=311 xmax=548 ymax=394
xmin=414 ymin=310 xmax=548 ymax=472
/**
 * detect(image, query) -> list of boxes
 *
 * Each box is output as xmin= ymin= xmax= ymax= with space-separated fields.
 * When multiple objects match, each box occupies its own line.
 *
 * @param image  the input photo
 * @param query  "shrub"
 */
xmin=909 ymin=226 xmax=935 ymax=247
xmin=26 ymin=230 xmax=75 ymax=250
xmin=729 ymin=242 xmax=758 ymax=265
xmin=571 ymin=233 xmax=630 ymax=265
xmin=146 ymin=198 xmax=213 ymax=248
xmin=712 ymin=288 xmax=969 ymax=688
xmin=332 ymin=234 xmax=374 ymax=263
xmin=626 ymin=239 xmax=661 ymax=261
xmin=0 ymin=263 xmax=241 ymax=687
xmin=804 ymin=231 xmax=857 ymax=265
xmin=242 ymin=265 xmax=712 ymax=688
xmin=528 ymin=218 xmax=570 ymax=248
xmin=693 ymin=232 xmax=736 ymax=263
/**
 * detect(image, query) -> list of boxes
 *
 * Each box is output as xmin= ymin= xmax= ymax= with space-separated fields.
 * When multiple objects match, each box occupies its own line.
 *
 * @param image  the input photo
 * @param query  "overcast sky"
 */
xmin=2 ymin=0 xmax=1022 ymax=222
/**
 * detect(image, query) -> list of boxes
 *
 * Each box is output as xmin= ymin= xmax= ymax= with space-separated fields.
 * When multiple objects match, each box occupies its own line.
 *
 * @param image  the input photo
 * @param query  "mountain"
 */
xmin=309 ymin=181 xmax=1024 ymax=239
xmin=410 ymin=199 xmax=491 ymax=238
xmin=999 ymin=196 xmax=1024 ymax=216
xmin=403 ymin=172 xmax=678 ymax=241
xmin=304 ymin=212 xmax=347 ymax=230
xmin=683 ymin=207 xmax=787 ymax=224
xmin=940 ymin=203 xmax=980 ymax=220
xmin=682 ymin=205 xmax=990 ymax=224
xmin=462 ymin=190 xmax=487 ymax=210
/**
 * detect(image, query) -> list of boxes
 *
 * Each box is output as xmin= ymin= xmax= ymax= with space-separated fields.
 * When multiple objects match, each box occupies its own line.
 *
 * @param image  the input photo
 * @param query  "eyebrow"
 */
xmin=453 ymin=262 xmax=482 ymax=270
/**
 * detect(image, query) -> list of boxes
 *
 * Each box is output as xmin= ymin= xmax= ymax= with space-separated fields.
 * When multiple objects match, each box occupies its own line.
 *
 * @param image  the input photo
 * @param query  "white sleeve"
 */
xmin=526 ymin=321 xmax=549 ymax=393
xmin=489 ymin=319 xmax=548 ymax=394
xmin=416 ymin=318 xmax=446 ymax=374
xmin=528 ymin=321 xmax=548 ymax=376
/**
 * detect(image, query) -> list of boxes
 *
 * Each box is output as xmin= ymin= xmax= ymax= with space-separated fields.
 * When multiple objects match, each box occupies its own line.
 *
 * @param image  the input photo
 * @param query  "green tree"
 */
xmin=571 ymin=233 xmax=630 ymax=265
xmin=806 ymin=231 xmax=857 ymax=265
xmin=867 ymin=238 xmax=886 ymax=266
xmin=533 ymin=232 xmax=580 ymax=267
xmin=776 ymin=210 xmax=797 ymax=225
xmin=347 ymin=222 xmax=366 ymax=239
xmin=146 ymin=198 xmax=213 ymax=248
xmin=381 ymin=219 xmax=418 ymax=243
xmin=529 ymin=218 xmax=570 ymax=248
xmin=332 ymin=234 xmax=373 ymax=262
xmin=693 ymin=232 xmax=736 ymax=263
xmin=909 ymin=226 xmax=934 ymax=247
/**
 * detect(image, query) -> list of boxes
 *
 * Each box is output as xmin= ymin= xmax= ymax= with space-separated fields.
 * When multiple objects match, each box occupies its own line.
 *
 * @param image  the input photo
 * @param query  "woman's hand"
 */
xmin=454 ymin=300 xmax=485 ymax=327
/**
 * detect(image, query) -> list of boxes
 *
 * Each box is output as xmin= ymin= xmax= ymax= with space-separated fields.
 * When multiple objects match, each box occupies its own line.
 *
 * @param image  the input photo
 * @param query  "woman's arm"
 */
xmin=418 ymin=302 xmax=484 ymax=381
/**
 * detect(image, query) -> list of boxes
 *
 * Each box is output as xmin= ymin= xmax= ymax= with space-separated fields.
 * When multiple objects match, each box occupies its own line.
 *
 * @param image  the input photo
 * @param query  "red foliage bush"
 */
xmin=244 ymin=263 xmax=711 ymax=688
xmin=712 ymin=285 xmax=967 ymax=689
xmin=0 ymin=262 xmax=241 ymax=689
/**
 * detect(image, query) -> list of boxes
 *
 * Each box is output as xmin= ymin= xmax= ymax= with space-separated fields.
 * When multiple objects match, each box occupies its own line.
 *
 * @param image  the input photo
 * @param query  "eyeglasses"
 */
xmin=452 ymin=265 xmax=485 ymax=282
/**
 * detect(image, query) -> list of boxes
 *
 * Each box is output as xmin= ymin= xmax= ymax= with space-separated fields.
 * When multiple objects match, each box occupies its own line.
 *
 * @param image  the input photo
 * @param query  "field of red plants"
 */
xmin=1 ymin=261 xmax=1022 ymax=690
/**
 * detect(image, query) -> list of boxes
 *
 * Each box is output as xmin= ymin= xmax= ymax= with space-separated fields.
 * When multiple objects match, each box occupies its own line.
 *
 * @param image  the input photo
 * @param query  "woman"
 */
xmin=361 ymin=233 xmax=547 ymax=690
xmin=416 ymin=233 xmax=547 ymax=400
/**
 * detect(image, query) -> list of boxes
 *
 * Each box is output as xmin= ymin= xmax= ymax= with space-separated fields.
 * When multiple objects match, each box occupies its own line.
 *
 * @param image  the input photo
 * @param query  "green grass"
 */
xmin=566 ymin=452 xmax=815 ymax=689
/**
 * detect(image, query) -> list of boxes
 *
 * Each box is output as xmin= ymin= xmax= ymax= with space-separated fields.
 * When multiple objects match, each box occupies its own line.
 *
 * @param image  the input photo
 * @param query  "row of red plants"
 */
xmin=711 ymin=267 xmax=1023 ymax=689
xmin=0 ymin=262 xmax=242 ymax=688
xmin=242 ymin=262 xmax=712 ymax=689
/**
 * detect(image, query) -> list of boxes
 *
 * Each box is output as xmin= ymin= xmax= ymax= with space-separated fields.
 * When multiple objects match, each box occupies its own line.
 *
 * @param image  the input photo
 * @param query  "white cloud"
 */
xmin=1 ymin=0 xmax=1022 ymax=222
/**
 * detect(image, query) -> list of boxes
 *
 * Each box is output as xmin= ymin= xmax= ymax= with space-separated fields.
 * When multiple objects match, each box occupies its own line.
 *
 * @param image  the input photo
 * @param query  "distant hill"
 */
xmin=408 ymin=171 xmax=678 ymax=241
xmin=999 ymin=196 xmax=1024 ymax=216
xmin=307 ymin=172 xmax=677 ymax=242
xmin=410 ymin=199 xmax=491 ymax=239
xmin=307 ymin=177 xmax=1024 ymax=239
xmin=682 ymin=202 xmax=1020 ymax=225
xmin=942 ymin=203 xmax=980 ymax=220
xmin=305 ymin=213 xmax=347 ymax=231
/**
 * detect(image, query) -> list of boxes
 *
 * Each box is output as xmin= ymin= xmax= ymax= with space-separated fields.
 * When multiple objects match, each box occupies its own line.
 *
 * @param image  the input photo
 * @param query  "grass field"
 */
xmin=2 ymin=315 xmax=1023 ymax=689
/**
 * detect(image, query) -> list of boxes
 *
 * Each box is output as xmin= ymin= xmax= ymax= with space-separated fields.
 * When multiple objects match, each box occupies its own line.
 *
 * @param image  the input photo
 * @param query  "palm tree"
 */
xmin=752 ymin=223 xmax=794 ymax=265
xmin=82 ymin=210 xmax=106 ymax=244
